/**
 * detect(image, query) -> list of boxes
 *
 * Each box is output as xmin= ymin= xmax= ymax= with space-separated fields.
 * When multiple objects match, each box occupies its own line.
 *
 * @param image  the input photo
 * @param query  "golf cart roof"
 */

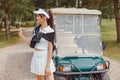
xmin=51 ymin=8 xmax=103 ymax=57
xmin=51 ymin=8 xmax=101 ymax=15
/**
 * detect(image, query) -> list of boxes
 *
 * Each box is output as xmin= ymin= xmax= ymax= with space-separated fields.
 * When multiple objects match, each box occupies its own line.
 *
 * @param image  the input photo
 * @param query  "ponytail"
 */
xmin=47 ymin=9 xmax=54 ymax=29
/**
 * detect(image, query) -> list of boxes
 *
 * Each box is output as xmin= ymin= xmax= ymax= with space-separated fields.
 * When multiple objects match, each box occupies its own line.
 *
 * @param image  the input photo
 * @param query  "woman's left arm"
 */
xmin=45 ymin=41 xmax=53 ymax=76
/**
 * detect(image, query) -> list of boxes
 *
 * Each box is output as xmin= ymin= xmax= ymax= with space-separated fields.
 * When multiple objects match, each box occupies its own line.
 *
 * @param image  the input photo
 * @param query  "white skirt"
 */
xmin=30 ymin=50 xmax=56 ymax=75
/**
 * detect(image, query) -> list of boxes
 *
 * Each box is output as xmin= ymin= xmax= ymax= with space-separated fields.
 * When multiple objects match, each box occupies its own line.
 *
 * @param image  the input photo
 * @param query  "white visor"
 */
xmin=33 ymin=9 xmax=50 ymax=19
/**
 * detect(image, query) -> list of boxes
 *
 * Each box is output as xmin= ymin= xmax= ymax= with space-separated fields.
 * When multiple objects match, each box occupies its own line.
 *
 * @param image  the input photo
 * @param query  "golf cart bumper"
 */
xmin=55 ymin=68 xmax=109 ymax=75
xmin=55 ymin=60 xmax=110 ymax=75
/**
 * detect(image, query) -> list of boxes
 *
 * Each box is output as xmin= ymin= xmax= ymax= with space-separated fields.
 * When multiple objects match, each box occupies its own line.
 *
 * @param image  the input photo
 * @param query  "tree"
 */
xmin=82 ymin=0 xmax=100 ymax=9
xmin=0 ymin=0 xmax=15 ymax=40
xmin=99 ymin=0 xmax=114 ymax=19
xmin=55 ymin=0 xmax=59 ymax=7
xmin=11 ymin=0 xmax=35 ymax=27
xmin=33 ymin=0 xmax=49 ymax=9
xmin=113 ymin=0 xmax=120 ymax=42
xmin=0 ymin=0 xmax=35 ymax=40
xmin=0 ymin=9 xmax=5 ymax=31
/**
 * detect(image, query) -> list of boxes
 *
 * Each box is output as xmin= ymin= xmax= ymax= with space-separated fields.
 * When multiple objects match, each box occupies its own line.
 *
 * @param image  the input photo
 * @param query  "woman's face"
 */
xmin=35 ymin=14 xmax=45 ymax=24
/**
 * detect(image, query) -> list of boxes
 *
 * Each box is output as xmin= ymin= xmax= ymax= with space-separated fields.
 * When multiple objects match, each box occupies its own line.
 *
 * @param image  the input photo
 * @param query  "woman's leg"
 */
xmin=46 ymin=73 xmax=54 ymax=80
xmin=36 ymin=74 xmax=44 ymax=80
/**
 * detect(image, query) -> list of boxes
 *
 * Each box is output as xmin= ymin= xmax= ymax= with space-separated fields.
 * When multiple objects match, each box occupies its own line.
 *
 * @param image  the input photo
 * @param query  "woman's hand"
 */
xmin=17 ymin=28 xmax=30 ymax=45
xmin=45 ymin=66 xmax=51 ymax=77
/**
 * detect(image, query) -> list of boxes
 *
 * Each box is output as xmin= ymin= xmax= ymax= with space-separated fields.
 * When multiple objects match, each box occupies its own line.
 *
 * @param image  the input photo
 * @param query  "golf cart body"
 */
xmin=51 ymin=8 xmax=110 ymax=80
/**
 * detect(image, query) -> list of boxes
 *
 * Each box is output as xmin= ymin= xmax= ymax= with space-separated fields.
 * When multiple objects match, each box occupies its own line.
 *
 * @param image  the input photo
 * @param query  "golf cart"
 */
xmin=51 ymin=8 xmax=110 ymax=80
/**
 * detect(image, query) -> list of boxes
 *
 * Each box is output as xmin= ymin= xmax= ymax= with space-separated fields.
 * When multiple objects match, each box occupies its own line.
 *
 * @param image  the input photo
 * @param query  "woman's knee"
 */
xmin=36 ymin=74 xmax=44 ymax=80
xmin=46 ymin=73 xmax=54 ymax=80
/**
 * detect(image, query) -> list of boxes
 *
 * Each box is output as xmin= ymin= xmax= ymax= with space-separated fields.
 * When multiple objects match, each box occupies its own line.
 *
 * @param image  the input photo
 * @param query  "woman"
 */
xmin=18 ymin=8 xmax=55 ymax=80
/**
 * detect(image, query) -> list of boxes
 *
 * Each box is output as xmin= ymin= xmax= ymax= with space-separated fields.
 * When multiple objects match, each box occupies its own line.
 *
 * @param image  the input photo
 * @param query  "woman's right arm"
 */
xmin=18 ymin=28 xmax=30 ymax=46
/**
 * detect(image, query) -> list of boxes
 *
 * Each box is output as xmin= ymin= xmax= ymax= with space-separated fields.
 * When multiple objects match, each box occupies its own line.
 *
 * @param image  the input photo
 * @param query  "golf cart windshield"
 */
xmin=52 ymin=8 xmax=103 ymax=57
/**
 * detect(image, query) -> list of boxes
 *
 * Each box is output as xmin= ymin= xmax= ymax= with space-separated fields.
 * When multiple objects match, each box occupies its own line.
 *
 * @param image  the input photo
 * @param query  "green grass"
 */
xmin=101 ymin=19 xmax=120 ymax=61
xmin=0 ymin=32 xmax=19 ymax=48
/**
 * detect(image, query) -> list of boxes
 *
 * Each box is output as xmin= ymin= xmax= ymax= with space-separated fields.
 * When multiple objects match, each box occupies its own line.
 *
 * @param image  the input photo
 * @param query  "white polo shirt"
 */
xmin=34 ymin=26 xmax=54 ymax=50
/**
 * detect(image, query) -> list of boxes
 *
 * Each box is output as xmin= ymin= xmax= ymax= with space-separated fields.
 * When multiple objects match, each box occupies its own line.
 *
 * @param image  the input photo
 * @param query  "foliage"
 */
xmin=82 ymin=0 xmax=100 ymax=9
xmin=20 ymin=21 xmax=35 ymax=27
xmin=10 ymin=0 xmax=35 ymax=23
xmin=33 ymin=0 xmax=76 ymax=9
xmin=0 ymin=9 xmax=5 ymax=18
xmin=0 ymin=0 xmax=35 ymax=26
xmin=0 ymin=0 xmax=115 ymax=23
xmin=58 ymin=0 xmax=76 ymax=7
xmin=99 ymin=0 xmax=114 ymax=19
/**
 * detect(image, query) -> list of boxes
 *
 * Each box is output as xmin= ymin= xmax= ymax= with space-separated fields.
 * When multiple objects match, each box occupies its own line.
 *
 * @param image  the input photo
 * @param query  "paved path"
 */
xmin=0 ymin=28 xmax=36 ymax=80
xmin=0 ymin=42 xmax=36 ymax=80
xmin=0 ymin=28 xmax=120 ymax=80
xmin=105 ymin=57 xmax=120 ymax=80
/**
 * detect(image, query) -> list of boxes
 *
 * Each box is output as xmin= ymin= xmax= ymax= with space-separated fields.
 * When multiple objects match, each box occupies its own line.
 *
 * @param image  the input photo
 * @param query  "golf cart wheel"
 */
xmin=91 ymin=73 xmax=110 ymax=80
xmin=67 ymin=74 xmax=102 ymax=80
xmin=81 ymin=74 xmax=101 ymax=80
xmin=75 ymin=74 xmax=103 ymax=80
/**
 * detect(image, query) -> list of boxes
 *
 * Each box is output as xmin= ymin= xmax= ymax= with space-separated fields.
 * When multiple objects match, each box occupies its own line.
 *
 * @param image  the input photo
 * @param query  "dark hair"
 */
xmin=46 ymin=9 xmax=54 ymax=29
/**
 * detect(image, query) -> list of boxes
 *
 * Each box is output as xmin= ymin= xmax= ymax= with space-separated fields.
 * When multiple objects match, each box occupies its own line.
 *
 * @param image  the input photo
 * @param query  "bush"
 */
xmin=15 ymin=21 xmax=35 ymax=27
xmin=22 ymin=21 xmax=35 ymax=27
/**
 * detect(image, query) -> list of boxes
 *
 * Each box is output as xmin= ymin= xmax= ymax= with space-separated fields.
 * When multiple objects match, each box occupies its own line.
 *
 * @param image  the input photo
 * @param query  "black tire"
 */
xmin=89 ymin=74 xmax=101 ymax=80
xmin=72 ymin=74 xmax=101 ymax=80
xmin=54 ymin=73 xmax=110 ymax=80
